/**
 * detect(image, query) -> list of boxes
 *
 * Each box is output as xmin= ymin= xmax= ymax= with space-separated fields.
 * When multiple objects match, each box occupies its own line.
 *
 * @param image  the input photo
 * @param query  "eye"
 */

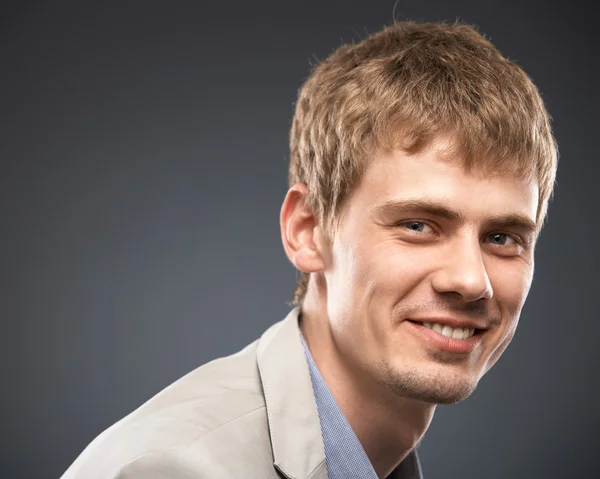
xmin=400 ymin=221 xmax=432 ymax=233
xmin=486 ymin=233 xmax=516 ymax=246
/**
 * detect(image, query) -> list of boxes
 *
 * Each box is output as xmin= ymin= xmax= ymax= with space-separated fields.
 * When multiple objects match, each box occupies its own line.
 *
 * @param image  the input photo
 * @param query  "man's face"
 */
xmin=321 ymin=137 xmax=539 ymax=404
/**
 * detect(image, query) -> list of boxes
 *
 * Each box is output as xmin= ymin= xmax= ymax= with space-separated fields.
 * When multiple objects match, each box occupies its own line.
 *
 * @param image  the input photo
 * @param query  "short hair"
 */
xmin=288 ymin=21 xmax=558 ymax=305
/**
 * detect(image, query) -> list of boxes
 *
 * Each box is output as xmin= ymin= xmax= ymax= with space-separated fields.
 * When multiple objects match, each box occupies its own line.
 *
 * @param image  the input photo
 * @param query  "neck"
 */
xmin=299 ymin=288 xmax=435 ymax=478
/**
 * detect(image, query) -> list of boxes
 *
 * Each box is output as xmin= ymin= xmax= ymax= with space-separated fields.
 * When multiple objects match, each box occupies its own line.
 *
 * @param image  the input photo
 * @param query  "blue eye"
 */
xmin=488 ymin=233 xmax=514 ymax=245
xmin=404 ymin=222 xmax=427 ymax=232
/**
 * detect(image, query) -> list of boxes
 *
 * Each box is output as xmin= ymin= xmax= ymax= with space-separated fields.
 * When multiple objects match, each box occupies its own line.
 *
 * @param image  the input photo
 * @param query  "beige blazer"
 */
xmin=61 ymin=308 xmax=328 ymax=479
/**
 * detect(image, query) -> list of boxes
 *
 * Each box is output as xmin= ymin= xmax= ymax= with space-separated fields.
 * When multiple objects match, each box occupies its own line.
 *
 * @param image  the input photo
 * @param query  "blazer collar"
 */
xmin=256 ymin=307 xmax=327 ymax=479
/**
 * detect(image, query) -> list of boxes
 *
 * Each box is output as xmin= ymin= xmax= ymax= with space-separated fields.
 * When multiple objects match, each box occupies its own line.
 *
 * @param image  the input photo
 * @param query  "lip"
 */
xmin=405 ymin=320 xmax=483 ymax=354
xmin=408 ymin=317 xmax=488 ymax=331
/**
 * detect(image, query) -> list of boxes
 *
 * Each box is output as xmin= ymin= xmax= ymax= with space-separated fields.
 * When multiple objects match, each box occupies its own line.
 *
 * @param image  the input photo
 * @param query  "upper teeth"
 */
xmin=422 ymin=322 xmax=475 ymax=340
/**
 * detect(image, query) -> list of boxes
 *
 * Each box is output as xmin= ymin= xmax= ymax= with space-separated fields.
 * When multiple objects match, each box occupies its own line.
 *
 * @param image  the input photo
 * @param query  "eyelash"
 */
xmin=396 ymin=221 xmax=525 ymax=247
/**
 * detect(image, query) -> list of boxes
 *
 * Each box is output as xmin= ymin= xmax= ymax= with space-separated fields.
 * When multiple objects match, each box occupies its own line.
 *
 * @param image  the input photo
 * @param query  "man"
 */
xmin=61 ymin=21 xmax=557 ymax=479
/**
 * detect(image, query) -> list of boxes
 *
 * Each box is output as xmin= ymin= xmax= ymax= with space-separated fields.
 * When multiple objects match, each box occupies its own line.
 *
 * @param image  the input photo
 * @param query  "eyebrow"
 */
xmin=371 ymin=199 xmax=538 ymax=233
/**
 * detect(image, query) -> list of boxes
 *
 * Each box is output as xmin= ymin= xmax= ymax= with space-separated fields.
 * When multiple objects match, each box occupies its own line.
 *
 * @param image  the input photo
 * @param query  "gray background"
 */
xmin=2 ymin=1 xmax=598 ymax=478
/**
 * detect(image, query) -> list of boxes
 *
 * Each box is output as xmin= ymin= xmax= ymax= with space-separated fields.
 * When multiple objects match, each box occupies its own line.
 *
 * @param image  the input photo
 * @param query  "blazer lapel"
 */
xmin=256 ymin=308 xmax=327 ymax=479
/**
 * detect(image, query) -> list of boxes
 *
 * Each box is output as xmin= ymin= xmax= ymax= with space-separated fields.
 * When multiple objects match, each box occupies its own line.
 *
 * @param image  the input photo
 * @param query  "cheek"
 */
xmin=327 ymin=239 xmax=426 ymax=330
xmin=484 ymin=260 xmax=534 ymax=370
xmin=484 ymin=324 xmax=517 ymax=373
xmin=325 ymin=237 xmax=372 ymax=321
xmin=491 ymin=258 xmax=534 ymax=315
xmin=366 ymin=241 xmax=434 ymax=299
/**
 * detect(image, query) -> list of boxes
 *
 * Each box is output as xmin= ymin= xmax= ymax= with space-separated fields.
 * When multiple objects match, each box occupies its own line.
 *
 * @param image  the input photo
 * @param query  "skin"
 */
xmin=280 ymin=136 xmax=539 ymax=478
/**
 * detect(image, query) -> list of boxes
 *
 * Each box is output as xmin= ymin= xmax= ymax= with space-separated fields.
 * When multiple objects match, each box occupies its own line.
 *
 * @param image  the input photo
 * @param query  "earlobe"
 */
xmin=280 ymin=184 xmax=326 ymax=273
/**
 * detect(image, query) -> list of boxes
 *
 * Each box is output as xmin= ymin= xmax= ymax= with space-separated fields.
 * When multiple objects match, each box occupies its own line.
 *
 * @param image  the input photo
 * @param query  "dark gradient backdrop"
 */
xmin=2 ymin=1 xmax=598 ymax=478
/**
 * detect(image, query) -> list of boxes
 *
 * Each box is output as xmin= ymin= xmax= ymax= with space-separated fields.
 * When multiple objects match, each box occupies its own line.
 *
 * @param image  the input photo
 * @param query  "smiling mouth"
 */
xmin=407 ymin=320 xmax=483 ymax=340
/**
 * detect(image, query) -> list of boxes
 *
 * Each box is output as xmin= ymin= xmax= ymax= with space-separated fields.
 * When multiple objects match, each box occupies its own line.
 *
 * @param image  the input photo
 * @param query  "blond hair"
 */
xmin=288 ymin=21 xmax=558 ymax=304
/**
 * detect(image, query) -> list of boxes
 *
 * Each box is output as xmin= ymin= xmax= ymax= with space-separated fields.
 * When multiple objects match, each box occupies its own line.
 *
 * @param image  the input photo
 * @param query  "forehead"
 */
xmin=349 ymin=139 xmax=539 ymax=225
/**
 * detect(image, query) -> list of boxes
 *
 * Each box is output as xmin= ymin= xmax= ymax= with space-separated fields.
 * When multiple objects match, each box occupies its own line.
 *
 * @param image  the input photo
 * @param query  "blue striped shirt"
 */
xmin=300 ymin=331 xmax=423 ymax=479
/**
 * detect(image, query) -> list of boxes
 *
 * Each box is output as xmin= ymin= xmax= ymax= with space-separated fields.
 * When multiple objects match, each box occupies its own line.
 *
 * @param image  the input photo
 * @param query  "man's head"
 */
xmin=281 ymin=22 xmax=557 ymax=404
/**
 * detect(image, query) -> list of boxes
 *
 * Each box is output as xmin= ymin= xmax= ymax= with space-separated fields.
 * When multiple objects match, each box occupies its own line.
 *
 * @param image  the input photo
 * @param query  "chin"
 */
xmin=378 ymin=362 xmax=480 ymax=405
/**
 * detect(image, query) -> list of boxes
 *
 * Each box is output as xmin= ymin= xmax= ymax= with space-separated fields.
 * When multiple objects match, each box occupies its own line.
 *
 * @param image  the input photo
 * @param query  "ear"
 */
xmin=280 ymin=183 xmax=327 ymax=273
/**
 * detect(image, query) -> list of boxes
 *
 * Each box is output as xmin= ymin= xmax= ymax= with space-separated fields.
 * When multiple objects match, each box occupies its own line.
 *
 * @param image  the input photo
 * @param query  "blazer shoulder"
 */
xmin=62 ymin=339 xmax=269 ymax=479
xmin=112 ymin=438 xmax=281 ymax=479
xmin=113 ymin=451 xmax=210 ymax=479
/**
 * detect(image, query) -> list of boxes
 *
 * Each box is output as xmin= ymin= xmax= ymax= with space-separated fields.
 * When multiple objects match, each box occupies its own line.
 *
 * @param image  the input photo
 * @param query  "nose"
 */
xmin=431 ymin=236 xmax=493 ymax=302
